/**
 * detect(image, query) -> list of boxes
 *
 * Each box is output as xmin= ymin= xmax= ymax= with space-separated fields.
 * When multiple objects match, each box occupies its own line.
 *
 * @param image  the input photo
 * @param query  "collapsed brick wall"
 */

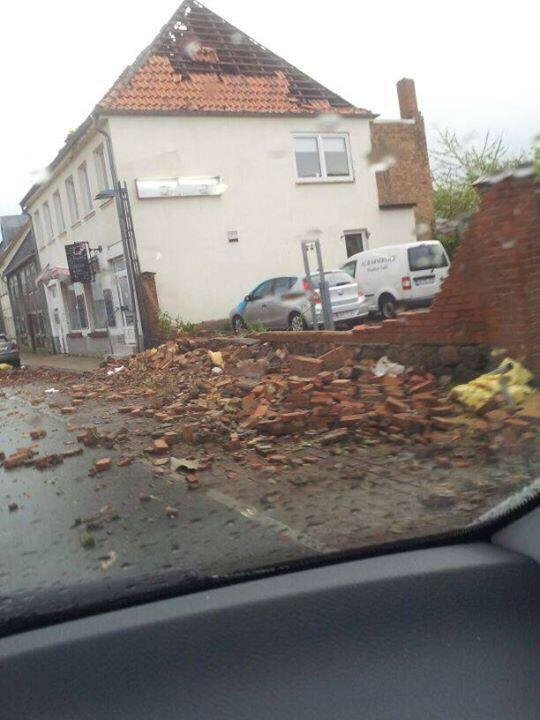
xmin=351 ymin=171 xmax=540 ymax=376
xmin=370 ymin=79 xmax=434 ymax=237
xmin=255 ymin=333 xmax=488 ymax=380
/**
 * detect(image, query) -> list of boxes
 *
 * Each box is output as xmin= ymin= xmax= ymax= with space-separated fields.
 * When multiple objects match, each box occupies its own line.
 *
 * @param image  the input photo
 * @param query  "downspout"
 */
xmin=92 ymin=114 xmax=143 ymax=354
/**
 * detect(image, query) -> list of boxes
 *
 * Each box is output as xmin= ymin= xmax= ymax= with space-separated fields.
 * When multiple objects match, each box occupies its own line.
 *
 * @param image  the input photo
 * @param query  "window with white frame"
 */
xmin=43 ymin=202 xmax=54 ymax=243
xmin=65 ymin=176 xmax=79 ymax=224
xmin=93 ymin=144 xmax=109 ymax=193
xmin=78 ymin=162 xmax=93 ymax=215
xmin=33 ymin=210 xmax=44 ymax=248
xmin=53 ymin=191 xmax=66 ymax=233
xmin=292 ymin=133 xmax=353 ymax=181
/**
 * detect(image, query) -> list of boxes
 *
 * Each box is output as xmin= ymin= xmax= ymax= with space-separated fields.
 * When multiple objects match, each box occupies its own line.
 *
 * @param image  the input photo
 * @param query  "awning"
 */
xmin=36 ymin=265 xmax=71 ymax=285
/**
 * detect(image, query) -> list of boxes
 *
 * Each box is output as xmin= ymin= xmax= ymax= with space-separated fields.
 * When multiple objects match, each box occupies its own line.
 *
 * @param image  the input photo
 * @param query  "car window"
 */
xmin=408 ymin=244 xmax=449 ymax=271
xmin=341 ymin=261 xmax=357 ymax=278
xmin=251 ymin=279 xmax=274 ymax=300
xmin=310 ymin=271 xmax=355 ymax=288
xmin=273 ymin=277 xmax=296 ymax=295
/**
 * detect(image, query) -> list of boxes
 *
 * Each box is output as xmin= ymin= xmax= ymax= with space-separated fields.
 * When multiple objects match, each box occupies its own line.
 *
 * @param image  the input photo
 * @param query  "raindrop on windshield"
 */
xmin=185 ymin=40 xmax=201 ymax=59
xmin=368 ymin=155 xmax=396 ymax=173
xmin=30 ymin=167 xmax=52 ymax=184
xmin=413 ymin=222 xmax=431 ymax=237
xmin=316 ymin=112 xmax=341 ymax=131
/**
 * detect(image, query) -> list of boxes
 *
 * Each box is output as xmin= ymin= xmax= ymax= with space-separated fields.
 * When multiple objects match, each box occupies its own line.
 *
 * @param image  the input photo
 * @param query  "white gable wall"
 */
xmin=109 ymin=114 xmax=415 ymax=323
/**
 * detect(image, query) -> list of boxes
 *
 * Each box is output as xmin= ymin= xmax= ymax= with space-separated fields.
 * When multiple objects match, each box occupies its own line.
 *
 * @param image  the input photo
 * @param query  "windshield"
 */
xmin=0 ymin=0 xmax=538 ymax=631
xmin=408 ymin=244 xmax=449 ymax=271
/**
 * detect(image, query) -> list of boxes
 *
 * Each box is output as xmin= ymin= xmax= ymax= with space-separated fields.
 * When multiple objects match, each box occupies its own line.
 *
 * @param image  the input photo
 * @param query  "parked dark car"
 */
xmin=0 ymin=334 xmax=20 ymax=368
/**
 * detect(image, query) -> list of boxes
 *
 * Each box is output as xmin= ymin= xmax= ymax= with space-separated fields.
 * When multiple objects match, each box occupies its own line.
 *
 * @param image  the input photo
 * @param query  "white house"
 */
xmin=21 ymin=0 xmax=426 ymax=356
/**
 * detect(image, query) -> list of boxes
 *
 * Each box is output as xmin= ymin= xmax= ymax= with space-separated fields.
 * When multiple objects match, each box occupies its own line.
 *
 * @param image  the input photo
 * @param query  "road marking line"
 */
xmin=207 ymin=488 xmax=336 ymax=555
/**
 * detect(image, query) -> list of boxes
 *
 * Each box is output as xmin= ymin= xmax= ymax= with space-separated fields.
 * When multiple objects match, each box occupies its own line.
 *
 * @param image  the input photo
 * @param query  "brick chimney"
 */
xmin=397 ymin=78 xmax=419 ymax=119
xmin=370 ymin=77 xmax=435 ymax=238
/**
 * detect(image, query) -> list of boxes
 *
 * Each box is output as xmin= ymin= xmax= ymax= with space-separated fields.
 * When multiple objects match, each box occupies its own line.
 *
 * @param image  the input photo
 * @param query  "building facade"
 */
xmin=4 ymin=228 xmax=54 ymax=352
xmin=0 ymin=214 xmax=28 ymax=337
xmin=21 ymin=1 xmax=432 ymax=355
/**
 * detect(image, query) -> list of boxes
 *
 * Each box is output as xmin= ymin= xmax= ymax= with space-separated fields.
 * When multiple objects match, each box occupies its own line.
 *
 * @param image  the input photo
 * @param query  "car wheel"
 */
xmin=379 ymin=294 xmax=397 ymax=320
xmin=288 ymin=312 xmax=306 ymax=332
xmin=232 ymin=315 xmax=247 ymax=334
xmin=11 ymin=358 xmax=21 ymax=368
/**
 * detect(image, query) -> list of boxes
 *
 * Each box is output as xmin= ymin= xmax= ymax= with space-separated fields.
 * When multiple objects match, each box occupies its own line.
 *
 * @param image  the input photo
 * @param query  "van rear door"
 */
xmin=406 ymin=243 xmax=450 ymax=301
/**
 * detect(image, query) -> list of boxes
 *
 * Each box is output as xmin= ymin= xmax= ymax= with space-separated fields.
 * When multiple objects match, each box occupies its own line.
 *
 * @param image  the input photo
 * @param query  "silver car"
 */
xmin=229 ymin=271 xmax=368 ymax=332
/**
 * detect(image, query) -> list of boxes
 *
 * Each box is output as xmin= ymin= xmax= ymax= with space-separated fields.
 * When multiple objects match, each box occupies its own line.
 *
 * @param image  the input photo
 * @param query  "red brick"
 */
xmin=339 ymin=414 xmax=368 ymax=427
xmin=385 ymin=397 xmax=410 ymax=414
xmin=94 ymin=458 xmax=111 ymax=472
xmin=318 ymin=346 xmax=354 ymax=371
xmin=3 ymin=451 xmax=30 ymax=470
xmin=288 ymin=355 xmax=323 ymax=378
xmin=152 ymin=438 xmax=169 ymax=454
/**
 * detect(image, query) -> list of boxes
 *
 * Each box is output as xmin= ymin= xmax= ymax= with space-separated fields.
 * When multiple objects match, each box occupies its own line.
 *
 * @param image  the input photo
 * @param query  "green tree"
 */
xmin=432 ymin=129 xmax=528 ymax=221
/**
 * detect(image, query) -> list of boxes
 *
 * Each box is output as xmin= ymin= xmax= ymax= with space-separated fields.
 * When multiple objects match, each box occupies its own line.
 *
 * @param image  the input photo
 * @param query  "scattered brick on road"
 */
xmin=152 ymin=438 xmax=169 ymax=454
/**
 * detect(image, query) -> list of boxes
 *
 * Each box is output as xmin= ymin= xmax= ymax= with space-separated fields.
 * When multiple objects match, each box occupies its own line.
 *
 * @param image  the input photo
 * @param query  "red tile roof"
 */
xmin=98 ymin=1 xmax=372 ymax=117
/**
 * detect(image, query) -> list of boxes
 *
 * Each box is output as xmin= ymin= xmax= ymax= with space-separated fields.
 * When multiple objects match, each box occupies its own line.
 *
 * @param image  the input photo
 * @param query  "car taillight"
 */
xmin=402 ymin=276 xmax=412 ymax=291
xmin=302 ymin=279 xmax=313 ymax=292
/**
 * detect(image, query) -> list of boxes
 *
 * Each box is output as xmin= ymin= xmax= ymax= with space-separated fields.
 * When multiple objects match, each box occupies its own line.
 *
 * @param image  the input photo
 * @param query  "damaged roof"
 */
xmin=21 ymin=1 xmax=372 ymax=208
xmin=98 ymin=0 xmax=372 ymax=117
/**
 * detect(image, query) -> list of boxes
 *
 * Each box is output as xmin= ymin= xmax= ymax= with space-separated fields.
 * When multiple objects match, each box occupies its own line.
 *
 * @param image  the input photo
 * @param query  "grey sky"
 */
xmin=1 ymin=0 xmax=538 ymax=215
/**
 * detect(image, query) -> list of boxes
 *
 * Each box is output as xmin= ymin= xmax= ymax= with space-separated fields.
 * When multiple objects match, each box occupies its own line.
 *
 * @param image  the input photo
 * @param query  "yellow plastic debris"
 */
xmin=0 ymin=363 xmax=13 ymax=372
xmin=208 ymin=350 xmax=224 ymax=369
xmin=450 ymin=357 xmax=535 ymax=411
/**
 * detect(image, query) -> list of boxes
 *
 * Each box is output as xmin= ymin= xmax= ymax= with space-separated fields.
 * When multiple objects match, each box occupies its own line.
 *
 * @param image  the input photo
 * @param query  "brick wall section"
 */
xmin=350 ymin=172 xmax=540 ymax=375
xmin=257 ymin=171 xmax=539 ymax=377
xmin=370 ymin=79 xmax=434 ymax=237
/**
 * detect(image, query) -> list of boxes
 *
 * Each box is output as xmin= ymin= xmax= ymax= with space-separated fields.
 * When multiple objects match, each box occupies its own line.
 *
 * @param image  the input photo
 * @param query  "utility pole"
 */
xmin=301 ymin=240 xmax=334 ymax=331
xmin=96 ymin=127 xmax=143 ymax=354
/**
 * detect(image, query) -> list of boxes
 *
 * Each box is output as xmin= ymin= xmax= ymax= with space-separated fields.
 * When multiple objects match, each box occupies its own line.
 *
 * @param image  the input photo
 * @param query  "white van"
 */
xmin=341 ymin=240 xmax=451 ymax=319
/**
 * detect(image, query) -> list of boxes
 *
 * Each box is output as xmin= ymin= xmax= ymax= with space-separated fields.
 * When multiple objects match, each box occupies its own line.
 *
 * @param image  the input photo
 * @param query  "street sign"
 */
xmin=65 ymin=243 xmax=92 ymax=283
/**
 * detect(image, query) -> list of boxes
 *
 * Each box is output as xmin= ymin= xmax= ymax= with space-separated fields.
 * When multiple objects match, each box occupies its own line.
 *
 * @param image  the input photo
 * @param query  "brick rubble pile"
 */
xmin=64 ymin=337 xmax=539 ymax=460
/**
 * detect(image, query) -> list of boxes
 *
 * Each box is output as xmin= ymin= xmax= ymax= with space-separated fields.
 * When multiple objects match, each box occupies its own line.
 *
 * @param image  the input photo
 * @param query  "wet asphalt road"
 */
xmin=0 ymin=390 xmax=312 ymax=609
